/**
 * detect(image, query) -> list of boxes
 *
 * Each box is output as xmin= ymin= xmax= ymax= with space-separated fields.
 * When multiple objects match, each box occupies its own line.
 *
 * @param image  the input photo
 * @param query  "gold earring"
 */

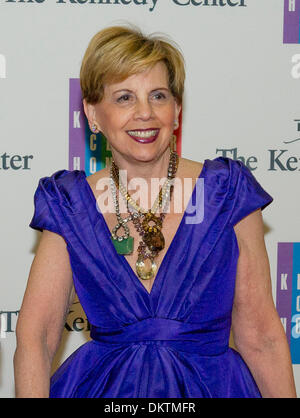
xmin=170 ymin=134 xmax=177 ymax=152
xmin=174 ymin=120 xmax=179 ymax=130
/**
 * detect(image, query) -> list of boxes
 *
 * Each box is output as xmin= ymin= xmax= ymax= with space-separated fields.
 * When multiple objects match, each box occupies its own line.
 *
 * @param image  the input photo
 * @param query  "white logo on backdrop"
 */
xmin=0 ymin=54 xmax=6 ymax=79
xmin=0 ymin=313 xmax=7 ymax=339
xmin=291 ymin=54 xmax=300 ymax=79
xmin=289 ymin=0 xmax=296 ymax=12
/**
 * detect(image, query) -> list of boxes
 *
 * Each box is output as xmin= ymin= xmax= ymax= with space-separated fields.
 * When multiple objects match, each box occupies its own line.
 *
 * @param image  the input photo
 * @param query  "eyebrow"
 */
xmin=112 ymin=87 xmax=170 ymax=95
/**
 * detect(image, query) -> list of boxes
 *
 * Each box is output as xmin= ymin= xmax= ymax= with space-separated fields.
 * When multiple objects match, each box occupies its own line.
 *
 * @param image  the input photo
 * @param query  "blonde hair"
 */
xmin=80 ymin=25 xmax=185 ymax=104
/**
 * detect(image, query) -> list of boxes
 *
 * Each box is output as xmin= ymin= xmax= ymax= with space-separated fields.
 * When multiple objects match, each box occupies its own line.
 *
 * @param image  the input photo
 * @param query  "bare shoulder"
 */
xmin=178 ymin=157 xmax=204 ymax=179
xmin=85 ymin=167 xmax=109 ymax=191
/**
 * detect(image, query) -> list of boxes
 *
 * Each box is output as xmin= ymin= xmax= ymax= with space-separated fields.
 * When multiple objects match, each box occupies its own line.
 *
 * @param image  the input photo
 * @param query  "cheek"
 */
xmin=97 ymin=111 xmax=126 ymax=135
xmin=161 ymin=108 xmax=177 ymax=128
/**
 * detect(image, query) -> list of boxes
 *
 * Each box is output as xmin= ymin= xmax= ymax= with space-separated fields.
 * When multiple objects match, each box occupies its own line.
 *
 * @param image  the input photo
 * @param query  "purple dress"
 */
xmin=29 ymin=157 xmax=273 ymax=398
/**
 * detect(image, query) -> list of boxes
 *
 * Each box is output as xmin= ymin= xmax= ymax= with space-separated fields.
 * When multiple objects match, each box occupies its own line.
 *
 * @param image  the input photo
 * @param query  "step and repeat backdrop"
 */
xmin=0 ymin=0 xmax=300 ymax=398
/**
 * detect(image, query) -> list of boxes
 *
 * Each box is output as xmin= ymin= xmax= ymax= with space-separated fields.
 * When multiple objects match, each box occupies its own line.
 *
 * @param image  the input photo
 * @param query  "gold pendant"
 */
xmin=136 ymin=256 xmax=157 ymax=281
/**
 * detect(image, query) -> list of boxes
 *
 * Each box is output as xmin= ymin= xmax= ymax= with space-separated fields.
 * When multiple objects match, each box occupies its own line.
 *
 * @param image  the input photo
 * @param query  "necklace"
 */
xmin=109 ymin=150 xmax=179 ymax=280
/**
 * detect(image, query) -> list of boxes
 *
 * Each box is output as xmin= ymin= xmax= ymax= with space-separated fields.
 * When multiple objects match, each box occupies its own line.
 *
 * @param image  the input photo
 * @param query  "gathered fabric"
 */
xmin=30 ymin=157 xmax=273 ymax=398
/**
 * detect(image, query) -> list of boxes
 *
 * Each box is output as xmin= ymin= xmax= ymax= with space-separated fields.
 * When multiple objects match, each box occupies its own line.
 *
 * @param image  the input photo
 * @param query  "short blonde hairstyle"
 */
xmin=80 ymin=25 xmax=185 ymax=105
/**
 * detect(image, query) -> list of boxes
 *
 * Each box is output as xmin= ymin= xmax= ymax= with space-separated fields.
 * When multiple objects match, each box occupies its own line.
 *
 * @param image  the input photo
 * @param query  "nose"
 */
xmin=133 ymin=98 xmax=153 ymax=121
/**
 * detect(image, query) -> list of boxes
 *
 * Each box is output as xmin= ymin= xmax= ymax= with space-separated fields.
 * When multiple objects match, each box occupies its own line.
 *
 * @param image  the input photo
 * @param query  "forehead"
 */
xmin=104 ymin=61 xmax=169 ymax=94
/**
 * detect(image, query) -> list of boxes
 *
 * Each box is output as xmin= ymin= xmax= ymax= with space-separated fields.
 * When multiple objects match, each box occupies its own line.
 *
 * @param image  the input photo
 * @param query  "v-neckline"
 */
xmin=81 ymin=160 xmax=208 ymax=297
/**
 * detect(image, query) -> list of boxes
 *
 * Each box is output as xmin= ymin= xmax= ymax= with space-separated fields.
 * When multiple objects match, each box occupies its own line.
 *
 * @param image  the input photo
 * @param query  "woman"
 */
xmin=14 ymin=26 xmax=297 ymax=398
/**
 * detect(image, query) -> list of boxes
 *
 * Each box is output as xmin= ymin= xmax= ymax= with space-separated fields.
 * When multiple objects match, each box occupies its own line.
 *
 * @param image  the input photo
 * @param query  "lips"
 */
xmin=126 ymin=129 xmax=160 ymax=144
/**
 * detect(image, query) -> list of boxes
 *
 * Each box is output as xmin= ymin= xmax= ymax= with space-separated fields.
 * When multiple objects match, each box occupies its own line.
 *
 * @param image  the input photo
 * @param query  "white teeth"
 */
xmin=128 ymin=130 xmax=158 ymax=138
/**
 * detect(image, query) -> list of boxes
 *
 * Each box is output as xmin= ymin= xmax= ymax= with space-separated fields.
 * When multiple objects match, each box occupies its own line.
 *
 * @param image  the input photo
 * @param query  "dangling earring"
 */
xmin=170 ymin=134 xmax=177 ymax=152
xmin=170 ymin=120 xmax=179 ymax=151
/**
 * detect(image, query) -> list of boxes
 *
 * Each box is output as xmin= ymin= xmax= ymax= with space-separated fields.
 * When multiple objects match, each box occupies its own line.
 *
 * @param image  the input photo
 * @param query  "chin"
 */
xmin=128 ymin=144 xmax=169 ymax=164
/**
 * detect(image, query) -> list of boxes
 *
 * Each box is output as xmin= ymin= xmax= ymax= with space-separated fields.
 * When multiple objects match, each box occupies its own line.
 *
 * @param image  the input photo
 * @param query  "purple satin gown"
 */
xmin=29 ymin=157 xmax=273 ymax=398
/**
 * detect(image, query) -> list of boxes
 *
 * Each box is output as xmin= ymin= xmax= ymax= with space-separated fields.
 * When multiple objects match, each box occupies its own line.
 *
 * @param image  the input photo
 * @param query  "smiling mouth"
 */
xmin=126 ymin=129 xmax=160 ymax=143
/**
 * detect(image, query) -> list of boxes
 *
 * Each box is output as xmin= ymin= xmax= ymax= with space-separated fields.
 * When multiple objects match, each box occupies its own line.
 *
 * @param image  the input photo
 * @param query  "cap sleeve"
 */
xmin=29 ymin=175 xmax=63 ymax=235
xmin=228 ymin=159 xmax=273 ymax=226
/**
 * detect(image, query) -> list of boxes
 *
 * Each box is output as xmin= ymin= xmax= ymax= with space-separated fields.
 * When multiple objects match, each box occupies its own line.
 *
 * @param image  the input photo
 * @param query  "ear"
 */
xmin=174 ymin=101 xmax=182 ymax=123
xmin=83 ymin=99 xmax=101 ymax=132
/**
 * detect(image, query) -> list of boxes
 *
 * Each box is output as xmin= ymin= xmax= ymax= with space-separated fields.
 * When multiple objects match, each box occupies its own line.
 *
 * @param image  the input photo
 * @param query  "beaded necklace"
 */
xmin=109 ymin=150 xmax=179 ymax=280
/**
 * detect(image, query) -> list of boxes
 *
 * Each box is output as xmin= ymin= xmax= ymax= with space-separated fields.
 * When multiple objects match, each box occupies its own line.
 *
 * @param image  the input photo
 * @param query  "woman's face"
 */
xmin=85 ymin=61 xmax=181 ymax=164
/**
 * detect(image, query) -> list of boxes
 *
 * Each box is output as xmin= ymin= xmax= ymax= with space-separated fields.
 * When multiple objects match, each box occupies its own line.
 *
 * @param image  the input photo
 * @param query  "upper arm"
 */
xmin=231 ymin=209 xmax=280 ymax=349
xmin=16 ymin=230 xmax=75 ymax=357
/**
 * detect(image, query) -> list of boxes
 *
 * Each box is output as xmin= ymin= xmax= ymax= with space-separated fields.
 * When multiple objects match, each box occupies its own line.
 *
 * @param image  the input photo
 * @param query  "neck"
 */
xmin=111 ymin=148 xmax=173 ymax=185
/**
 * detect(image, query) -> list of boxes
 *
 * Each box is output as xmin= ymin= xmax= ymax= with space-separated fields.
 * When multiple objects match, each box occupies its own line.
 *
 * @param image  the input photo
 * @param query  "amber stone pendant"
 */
xmin=142 ymin=211 xmax=165 ymax=252
xmin=111 ymin=236 xmax=134 ymax=255
xmin=143 ymin=230 xmax=165 ymax=252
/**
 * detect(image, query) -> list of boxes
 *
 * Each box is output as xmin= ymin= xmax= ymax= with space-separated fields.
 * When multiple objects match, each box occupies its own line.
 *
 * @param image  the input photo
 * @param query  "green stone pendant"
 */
xmin=111 ymin=236 xmax=134 ymax=255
